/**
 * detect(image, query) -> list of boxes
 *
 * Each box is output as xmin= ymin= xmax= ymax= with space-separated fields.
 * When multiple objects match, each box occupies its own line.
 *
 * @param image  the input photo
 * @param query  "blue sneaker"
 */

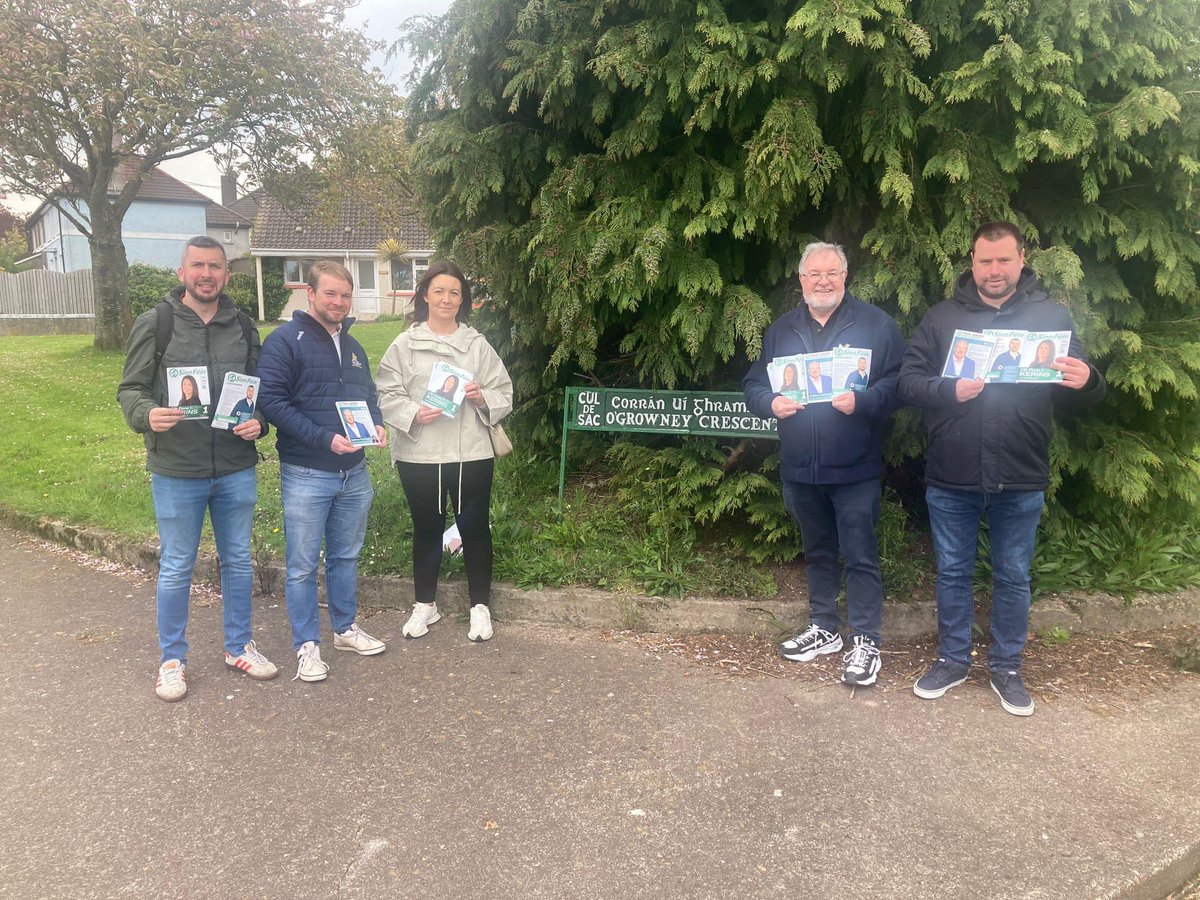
xmin=990 ymin=670 xmax=1035 ymax=717
xmin=913 ymin=658 xmax=969 ymax=699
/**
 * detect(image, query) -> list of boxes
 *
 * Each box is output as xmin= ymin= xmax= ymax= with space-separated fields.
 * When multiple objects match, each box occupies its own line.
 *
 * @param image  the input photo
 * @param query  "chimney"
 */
xmin=220 ymin=173 xmax=238 ymax=207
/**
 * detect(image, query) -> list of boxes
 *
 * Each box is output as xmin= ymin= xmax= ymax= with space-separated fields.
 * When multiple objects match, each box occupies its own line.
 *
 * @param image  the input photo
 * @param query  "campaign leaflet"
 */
xmin=800 ymin=351 xmax=835 ymax=404
xmin=834 ymin=347 xmax=873 ymax=393
xmin=1017 ymin=331 xmax=1070 ymax=383
xmin=943 ymin=329 xmax=1072 ymax=383
xmin=982 ymin=329 xmax=1027 ymax=383
xmin=166 ymin=365 xmax=210 ymax=420
xmin=335 ymin=400 xmax=380 ymax=447
xmin=422 ymin=361 xmax=473 ymax=418
xmin=211 ymin=373 xmax=260 ymax=430
xmin=766 ymin=352 xmax=808 ymax=403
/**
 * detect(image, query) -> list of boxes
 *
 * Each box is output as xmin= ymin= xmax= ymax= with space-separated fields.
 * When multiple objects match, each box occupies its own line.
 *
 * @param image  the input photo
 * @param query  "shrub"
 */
xmin=128 ymin=263 xmax=179 ymax=318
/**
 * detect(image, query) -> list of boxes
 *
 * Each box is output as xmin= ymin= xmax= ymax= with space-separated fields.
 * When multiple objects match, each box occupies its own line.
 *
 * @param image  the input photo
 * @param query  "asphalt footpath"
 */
xmin=2 ymin=526 xmax=1198 ymax=900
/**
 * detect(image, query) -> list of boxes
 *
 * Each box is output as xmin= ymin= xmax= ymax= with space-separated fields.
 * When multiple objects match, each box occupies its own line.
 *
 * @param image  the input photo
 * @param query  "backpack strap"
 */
xmin=152 ymin=298 xmax=258 ymax=378
xmin=153 ymin=300 xmax=173 ymax=369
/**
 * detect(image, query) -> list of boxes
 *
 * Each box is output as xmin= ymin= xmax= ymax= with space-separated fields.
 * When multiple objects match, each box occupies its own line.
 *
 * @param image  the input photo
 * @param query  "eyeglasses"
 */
xmin=800 ymin=270 xmax=846 ymax=282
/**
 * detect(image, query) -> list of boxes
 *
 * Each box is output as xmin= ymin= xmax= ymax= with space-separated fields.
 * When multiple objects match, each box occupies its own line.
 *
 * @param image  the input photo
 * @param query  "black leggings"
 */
xmin=394 ymin=458 xmax=494 ymax=607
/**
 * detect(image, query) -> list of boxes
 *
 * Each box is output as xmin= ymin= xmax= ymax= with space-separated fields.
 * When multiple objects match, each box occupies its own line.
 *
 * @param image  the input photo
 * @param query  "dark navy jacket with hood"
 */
xmin=743 ymin=292 xmax=906 ymax=485
xmin=898 ymin=267 xmax=1105 ymax=492
xmin=258 ymin=310 xmax=383 ymax=472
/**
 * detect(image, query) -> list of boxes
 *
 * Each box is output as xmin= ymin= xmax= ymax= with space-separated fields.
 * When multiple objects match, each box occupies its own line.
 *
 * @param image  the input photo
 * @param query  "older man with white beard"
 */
xmin=744 ymin=242 xmax=906 ymax=686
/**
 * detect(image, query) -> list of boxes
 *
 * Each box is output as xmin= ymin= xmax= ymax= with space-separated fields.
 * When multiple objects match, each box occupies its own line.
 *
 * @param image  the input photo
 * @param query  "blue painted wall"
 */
xmin=30 ymin=199 xmax=208 ymax=272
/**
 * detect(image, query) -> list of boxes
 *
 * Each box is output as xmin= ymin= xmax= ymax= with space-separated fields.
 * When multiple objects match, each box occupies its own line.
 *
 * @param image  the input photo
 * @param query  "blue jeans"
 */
xmin=151 ymin=467 xmax=257 ymax=663
xmin=280 ymin=462 xmax=374 ymax=650
xmin=782 ymin=478 xmax=883 ymax=645
xmin=926 ymin=485 xmax=1045 ymax=671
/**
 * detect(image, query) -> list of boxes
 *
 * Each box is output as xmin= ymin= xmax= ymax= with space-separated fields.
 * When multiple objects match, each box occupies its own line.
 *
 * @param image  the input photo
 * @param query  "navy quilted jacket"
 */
xmin=258 ymin=311 xmax=382 ymax=472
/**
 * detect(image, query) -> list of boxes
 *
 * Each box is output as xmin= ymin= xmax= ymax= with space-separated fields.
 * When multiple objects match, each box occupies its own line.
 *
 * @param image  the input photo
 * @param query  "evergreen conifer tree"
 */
xmin=404 ymin=0 xmax=1200 ymax=524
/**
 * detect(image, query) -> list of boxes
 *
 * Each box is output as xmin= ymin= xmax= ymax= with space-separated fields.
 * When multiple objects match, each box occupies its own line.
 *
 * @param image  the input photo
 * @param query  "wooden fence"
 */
xmin=0 ymin=269 xmax=95 ymax=335
xmin=0 ymin=269 xmax=95 ymax=318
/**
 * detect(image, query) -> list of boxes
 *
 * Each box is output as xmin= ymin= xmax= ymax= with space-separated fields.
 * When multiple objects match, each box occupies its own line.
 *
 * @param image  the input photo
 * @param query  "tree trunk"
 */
xmin=90 ymin=201 xmax=133 ymax=351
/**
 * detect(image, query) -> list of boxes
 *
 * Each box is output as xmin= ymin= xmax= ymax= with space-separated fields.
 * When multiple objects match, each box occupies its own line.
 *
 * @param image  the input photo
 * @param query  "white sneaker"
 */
xmin=293 ymin=641 xmax=329 ymax=682
xmin=155 ymin=659 xmax=187 ymax=702
xmin=225 ymin=640 xmax=280 ymax=680
xmin=334 ymin=622 xmax=386 ymax=656
xmin=402 ymin=602 xmax=441 ymax=639
xmin=468 ymin=604 xmax=493 ymax=642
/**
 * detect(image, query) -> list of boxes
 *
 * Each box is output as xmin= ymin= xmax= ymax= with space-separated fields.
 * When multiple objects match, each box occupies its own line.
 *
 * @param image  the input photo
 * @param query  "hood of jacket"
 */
xmin=949 ymin=266 xmax=1048 ymax=316
xmin=403 ymin=321 xmax=489 ymax=355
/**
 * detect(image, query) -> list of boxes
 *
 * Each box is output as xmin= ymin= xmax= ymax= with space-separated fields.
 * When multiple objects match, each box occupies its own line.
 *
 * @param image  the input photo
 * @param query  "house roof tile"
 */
xmin=205 ymin=201 xmax=254 ymax=228
xmin=250 ymin=195 xmax=432 ymax=254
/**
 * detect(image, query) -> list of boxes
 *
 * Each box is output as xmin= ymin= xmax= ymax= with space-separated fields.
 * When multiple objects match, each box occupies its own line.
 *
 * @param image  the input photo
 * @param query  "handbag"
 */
xmin=488 ymin=422 xmax=513 ymax=457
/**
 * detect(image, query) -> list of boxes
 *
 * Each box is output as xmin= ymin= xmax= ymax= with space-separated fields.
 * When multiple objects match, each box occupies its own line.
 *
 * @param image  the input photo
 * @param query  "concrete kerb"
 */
xmin=7 ymin=507 xmax=1200 ymax=640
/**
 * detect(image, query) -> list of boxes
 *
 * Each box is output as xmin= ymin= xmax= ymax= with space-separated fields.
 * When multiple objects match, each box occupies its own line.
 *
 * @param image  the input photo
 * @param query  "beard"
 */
xmin=804 ymin=290 xmax=844 ymax=317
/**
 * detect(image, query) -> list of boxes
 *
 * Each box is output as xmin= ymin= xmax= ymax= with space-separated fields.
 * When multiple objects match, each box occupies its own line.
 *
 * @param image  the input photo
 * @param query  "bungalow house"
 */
xmin=249 ymin=194 xmax=434 ymax=321
xmin=20 ymin=163 xmax=220 ymax=272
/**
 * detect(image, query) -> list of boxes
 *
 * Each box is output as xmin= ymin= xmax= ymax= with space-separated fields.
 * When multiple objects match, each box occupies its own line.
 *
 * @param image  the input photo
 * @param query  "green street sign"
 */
xmin=557 ymin=386 xmax=777 ymax=517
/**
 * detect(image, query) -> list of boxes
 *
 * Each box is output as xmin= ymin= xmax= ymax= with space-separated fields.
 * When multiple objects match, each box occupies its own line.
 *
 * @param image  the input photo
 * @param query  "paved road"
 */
xmin=1 ymin=528 xmax=1198 ymax=899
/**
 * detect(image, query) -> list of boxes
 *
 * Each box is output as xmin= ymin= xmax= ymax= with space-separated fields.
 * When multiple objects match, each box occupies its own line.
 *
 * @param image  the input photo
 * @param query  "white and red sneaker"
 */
xmin=155 ymin=659 xmax=187 ymax=702
xmin=224 ymin=640 xmax=279 ymax=681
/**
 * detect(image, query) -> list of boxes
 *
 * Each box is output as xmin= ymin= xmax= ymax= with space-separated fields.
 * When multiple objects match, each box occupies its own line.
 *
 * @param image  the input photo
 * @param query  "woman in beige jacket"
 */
xmin=375 ymin=260 xmax=513 ymax=642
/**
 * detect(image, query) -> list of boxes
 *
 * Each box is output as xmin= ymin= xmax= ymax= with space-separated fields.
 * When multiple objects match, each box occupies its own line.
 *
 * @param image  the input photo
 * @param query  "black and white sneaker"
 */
xmin=779 ymin=624 xmax=842 ymax=662
xmin=841 ymin=635 xmax=881 ymax=686
xmin=990 ymin=670 xmax=1035 ymax=717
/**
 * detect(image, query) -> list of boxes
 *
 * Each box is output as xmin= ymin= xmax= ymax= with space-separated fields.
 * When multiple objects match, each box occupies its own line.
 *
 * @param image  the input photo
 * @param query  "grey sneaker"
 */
xmin=990 ymin=670 xmax=1035 ymax=717
xmin=780 ymin=624 xmax=843 ymax=662
xmin=841 ymin=635 xmax=881 ymax=686
xmin=913 ymin=658 xmax=969 ymax=699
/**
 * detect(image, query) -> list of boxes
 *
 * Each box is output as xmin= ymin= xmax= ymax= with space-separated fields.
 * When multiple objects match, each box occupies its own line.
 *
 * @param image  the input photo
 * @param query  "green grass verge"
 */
xmin=0 ymin=327 xmax=778 ymax=598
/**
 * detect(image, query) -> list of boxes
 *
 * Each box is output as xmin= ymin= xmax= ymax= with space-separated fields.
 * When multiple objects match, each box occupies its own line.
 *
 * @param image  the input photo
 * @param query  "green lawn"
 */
xmin=0 ymin=326 xmax=778 ymax=598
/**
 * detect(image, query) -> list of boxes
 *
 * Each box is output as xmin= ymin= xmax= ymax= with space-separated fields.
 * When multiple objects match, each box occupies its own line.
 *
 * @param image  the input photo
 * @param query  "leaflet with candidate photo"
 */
xmin=800 ymin=351 xmax=836 ymax=404
xmin=166 ymin=365 xmax=211 ymax=419
xmin=335 ymin=400 xmax=380 ymax=447
xmin=833 ymin=347 xmax=873 ymax=393
xmin=422 ymin=361 xmax=473 ymax=418
xmin=1015 ymin=331 xmax=1070 ymax=383
xmin=211 ymin=372 xmax=261 ymax=430
xmin=941 ymin=330 xmax=994 ymax=380
xmin=766 ymin=352 xmax=808 ymax=403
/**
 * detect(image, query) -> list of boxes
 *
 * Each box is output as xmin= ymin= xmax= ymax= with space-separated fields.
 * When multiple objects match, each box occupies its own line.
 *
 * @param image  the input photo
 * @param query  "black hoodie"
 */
xmin=898 ymin=267 xmax=1105 ymax=492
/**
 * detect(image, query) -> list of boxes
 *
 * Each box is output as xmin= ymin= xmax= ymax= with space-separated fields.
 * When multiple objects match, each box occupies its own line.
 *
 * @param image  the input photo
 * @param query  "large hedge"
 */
xmin=405 ymin=0 xmax=1200 ymax=526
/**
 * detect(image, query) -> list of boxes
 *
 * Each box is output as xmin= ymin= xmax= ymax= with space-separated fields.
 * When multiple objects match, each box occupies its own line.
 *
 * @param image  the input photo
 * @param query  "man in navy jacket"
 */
xmin=899 ymin=221 xmax=1105 ymax=716
xmin=744 ymin=242 xmax=905 ymax=686
xmin=258 ymin=259 xmax=388 ymax=683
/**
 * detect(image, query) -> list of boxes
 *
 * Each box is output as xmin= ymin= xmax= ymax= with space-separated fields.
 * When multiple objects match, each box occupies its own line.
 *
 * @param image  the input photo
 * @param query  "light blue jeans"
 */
xmin=926 ymin=485 xmax=1045 ymax=671
xmin=280 ymin=462 xmax=374 ymax=650
xmin=151 ymin=467 xmax=257 ymax=663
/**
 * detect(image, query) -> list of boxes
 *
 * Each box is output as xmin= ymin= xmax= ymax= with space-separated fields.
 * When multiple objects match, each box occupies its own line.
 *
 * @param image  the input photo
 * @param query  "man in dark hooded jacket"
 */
xmin=899 ymin=221 xmax=1105 ymax=716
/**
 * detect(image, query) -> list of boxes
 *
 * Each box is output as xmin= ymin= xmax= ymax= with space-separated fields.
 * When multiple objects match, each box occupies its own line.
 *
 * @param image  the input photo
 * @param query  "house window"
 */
xmin=283 ymin=258 xmax=316 ymax=286
xmin=391 ymin=256 xmax=431 ymax=292
xmin=223 ymin=230 xmax=233 ymax=243
xmin=31 ymin=219 xmax=45 ymax=248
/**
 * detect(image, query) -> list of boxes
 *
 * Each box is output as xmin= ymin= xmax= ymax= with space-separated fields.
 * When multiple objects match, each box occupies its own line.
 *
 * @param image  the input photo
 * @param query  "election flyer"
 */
xmin=166 ymin=365 xmax=210 ymax=420
xmin=422 ymin=361 xmax=473 ymax=418
xmin=211 ymin=372 xmax=260 ymax=430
